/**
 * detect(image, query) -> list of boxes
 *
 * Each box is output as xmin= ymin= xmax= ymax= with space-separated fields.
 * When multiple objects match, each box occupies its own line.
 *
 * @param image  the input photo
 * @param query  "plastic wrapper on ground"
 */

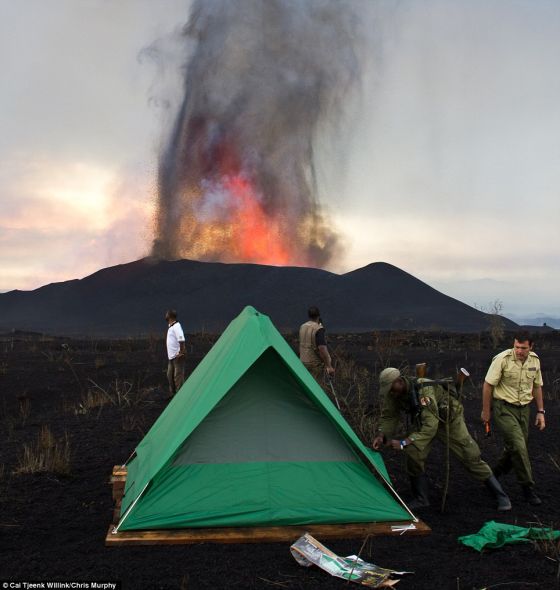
xmin=290 ymin=533 xmax=413 ymax=587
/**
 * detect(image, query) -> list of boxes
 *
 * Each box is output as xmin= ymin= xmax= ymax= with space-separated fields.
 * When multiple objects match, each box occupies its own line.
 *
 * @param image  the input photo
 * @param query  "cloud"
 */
xmin=1 ymin=0 xmax=559 ymax=318
xmin=0 ymin=156 xmax=153 ymax=291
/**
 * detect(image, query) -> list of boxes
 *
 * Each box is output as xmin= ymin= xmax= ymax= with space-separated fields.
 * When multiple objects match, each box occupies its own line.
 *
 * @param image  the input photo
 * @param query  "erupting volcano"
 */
xmin=152 ymin=0 xmax=361 ymax=268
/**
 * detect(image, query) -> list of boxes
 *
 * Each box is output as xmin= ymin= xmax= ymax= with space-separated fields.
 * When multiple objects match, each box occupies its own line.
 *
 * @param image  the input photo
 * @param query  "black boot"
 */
xmin=522 ymin=485 xmax=542 ymax=506
xmin=408 ymin=474 xmax=430 ymax=510
xmin=485 ymin=475 xmax=512 ymax=511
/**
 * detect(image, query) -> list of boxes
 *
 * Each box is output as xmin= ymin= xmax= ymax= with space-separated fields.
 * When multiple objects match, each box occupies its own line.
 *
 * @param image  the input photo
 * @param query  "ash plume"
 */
xmin=152 ymin=0 xmax=361 ymax=267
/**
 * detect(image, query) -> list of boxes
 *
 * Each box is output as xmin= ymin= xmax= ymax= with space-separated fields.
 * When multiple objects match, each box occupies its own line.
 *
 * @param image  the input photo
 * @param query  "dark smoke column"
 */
xmin=153 ymin=0 xmax=361 ymax=267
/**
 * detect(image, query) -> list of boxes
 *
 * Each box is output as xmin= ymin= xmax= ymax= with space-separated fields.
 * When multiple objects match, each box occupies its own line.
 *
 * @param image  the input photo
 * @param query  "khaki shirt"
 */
xmin=299 ymin=321 xmax=322 ymax=368
xmin=485 ymin=349 xmax=543 ymax=406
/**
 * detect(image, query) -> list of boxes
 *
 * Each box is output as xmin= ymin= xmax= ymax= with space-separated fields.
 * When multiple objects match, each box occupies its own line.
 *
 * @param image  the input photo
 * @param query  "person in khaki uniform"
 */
xmin=299 ymin=306 xmax=335 ymax=381
xmin=373 ymin=368 xmax=511 ymax=511
xmin=481 ymin=332 xmax=546 ymax=505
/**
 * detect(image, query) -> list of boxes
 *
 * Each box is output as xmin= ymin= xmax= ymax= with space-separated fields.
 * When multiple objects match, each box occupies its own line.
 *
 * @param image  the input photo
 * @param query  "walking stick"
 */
xmin=326 ymin=373 xmax=341 ymax=410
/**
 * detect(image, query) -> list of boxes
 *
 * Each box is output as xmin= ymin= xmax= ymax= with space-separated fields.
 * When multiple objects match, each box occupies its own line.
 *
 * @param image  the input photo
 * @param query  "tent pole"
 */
xmin=360 ymin=451 xmax=418 ymax=522
xmin=112 ymin=481 xmax=150 ymax=534
xmin=122 ymin=449 xmax=137 ymax=468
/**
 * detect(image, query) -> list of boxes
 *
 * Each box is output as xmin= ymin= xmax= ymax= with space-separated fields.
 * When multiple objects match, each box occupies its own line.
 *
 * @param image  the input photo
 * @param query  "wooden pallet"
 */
xmin=106 ymin=465 xmax=430 ymax=546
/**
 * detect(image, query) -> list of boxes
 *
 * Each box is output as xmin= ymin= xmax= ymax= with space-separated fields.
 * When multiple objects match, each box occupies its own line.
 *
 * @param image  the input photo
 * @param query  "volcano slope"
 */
xmin=0 ymin=330 xmax=558 ymax=590
xmin=0 ymin=257 xmax=519 ymax=336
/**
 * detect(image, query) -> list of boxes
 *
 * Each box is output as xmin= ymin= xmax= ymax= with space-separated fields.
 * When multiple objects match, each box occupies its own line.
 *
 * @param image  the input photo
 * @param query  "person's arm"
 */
xmin=318 ymin=345 xmax=334 ymax=375
xmin=315 ymin=328 xmax=334 ymax=375
xmin=482 ymin=355 xmax=503 ymax=422
xmin=533 ymin=385 xmax=546 ymax=430
xmin=175 ymin=324 xmax=186 ymax=357
xmin=373 ymin=397 xmax=400 ymax=449
xmin=481 ymin=381 xmax=494 ymax=423
xmin=390 ymin=389 xmax=438 ymax=450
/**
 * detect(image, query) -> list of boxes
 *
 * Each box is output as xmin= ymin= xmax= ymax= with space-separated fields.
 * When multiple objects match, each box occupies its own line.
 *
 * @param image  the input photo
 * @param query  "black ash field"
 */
xmin=1 ymin=330 xmax=559 ymax=590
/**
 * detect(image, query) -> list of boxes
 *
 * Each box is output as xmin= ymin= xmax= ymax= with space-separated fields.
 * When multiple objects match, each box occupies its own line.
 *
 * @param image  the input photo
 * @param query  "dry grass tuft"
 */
xmin=0 ymin=463 xmax=8 ymax=502
xmin=121 ymin=413 xmax=147 ymax=434
xmin=17 ymin=396 xmax=31 ymax=427
xmin=74 ymin=388 xmax=111 ymax=416
xmin=530 ymin=519 xmax=560 ymax=589
xmin=15 ymin=425 xmax=71 ymax=475
xmin=72 ymin=376 xmax=154 ymax=416
xmin=329 ymin=352 xmax=378 ymax=443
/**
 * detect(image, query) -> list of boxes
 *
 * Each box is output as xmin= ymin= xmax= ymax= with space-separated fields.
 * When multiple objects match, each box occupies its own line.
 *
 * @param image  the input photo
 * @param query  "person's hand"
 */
xmin=390 ymin=439 xmax=402 ymax=451
xmin=372 ymin=435 xmax=384 ymax=450
xmin=535 ymin=413 xmax=546 ymax=431
xmin=481 ymin=409 xmax=491 ymax=423
xmin=326 ymin=366 xmax=335 ymax=376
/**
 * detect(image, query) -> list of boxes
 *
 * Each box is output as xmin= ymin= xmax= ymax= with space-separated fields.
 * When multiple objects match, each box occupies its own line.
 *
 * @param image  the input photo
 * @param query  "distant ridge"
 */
xmin=0 ymin=258 xmax=518 ymax=336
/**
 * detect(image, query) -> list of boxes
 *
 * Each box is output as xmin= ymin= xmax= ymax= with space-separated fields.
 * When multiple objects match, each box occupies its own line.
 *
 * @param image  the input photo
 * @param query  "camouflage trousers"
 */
xmin=405 ymin=416 xmax=492 ymax=481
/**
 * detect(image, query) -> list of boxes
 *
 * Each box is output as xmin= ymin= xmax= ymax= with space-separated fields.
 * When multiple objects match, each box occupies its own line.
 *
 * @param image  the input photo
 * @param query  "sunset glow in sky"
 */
xmin=1 ymin=0 xmax=559 ymax=321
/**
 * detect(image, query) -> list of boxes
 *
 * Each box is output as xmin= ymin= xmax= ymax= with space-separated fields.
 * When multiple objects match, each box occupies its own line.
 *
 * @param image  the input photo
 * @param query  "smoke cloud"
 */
xmin=151 ymin=0 xmax=361 ymax=267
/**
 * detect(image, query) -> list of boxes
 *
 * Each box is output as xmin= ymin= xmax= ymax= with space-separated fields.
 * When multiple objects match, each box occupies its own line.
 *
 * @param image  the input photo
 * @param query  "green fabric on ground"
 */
xmin=458 ymin=520 xmax=560 ymax=552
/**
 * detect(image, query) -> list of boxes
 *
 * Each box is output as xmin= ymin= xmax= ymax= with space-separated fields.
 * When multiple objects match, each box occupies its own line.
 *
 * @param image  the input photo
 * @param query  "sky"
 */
xmin=1 ymin=0 xmax=559 ymax=321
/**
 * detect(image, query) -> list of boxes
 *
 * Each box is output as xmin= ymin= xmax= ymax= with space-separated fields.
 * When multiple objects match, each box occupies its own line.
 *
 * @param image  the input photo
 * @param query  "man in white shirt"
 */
xmin=165 ymin=309 xmax=186 ymax=398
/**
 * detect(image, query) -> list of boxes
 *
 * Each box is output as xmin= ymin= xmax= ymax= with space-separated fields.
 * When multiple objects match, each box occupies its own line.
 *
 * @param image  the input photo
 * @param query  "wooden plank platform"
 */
xmin=106 ymin=465 xmax=430 ymax=546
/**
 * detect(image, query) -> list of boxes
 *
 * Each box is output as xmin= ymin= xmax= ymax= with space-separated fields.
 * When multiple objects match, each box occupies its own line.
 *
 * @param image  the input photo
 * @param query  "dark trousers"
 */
xmin=492 ymin=399 xmax=534 ymax=486
xmin=167 ymin=357 xmax=185 ymax=396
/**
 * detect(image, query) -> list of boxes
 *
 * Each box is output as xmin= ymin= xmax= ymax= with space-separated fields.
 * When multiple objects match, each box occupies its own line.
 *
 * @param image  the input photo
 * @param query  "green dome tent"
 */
xmin=112 ymin=306 xmax=416 ymax=537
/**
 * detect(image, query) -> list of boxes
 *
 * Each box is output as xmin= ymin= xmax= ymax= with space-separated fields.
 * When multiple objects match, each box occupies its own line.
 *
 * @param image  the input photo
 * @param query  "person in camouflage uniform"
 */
xmin=373 ymin=367 xmax=511 ymax=511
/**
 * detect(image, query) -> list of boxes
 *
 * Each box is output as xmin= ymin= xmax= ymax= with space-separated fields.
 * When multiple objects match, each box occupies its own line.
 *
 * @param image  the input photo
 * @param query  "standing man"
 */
xmin=299 ymin=306 xmax=335 ymax=381
xmin=481 ymin=332 xmax=546 ymax=505
xmin=373 ymin=368 xmax=511 ymax=511
xmin=165 ymin=309 xmax=186 ymax=398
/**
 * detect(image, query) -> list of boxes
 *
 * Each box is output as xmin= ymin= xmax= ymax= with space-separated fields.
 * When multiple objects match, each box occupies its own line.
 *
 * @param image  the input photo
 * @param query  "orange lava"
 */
xmin=221 ymin=174 xmax=293 ymax=265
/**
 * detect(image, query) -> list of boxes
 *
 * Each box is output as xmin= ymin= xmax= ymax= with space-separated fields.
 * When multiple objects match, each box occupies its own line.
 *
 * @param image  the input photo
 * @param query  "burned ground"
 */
xmin=0 ymin=331 xmax=559 ymax=590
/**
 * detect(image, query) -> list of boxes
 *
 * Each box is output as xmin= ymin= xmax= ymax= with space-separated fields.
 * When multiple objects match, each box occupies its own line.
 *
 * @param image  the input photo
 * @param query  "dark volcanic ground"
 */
xmin=0 ymin=331 xmax=559 ymax=590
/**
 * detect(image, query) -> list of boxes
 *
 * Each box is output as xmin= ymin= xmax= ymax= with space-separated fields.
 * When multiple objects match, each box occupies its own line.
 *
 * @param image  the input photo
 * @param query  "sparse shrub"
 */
xmin=74 ymin=388 xmax=111 ymax=416
xmin=530 ymin=519 xmax=560 ymax=588
xmin=86 ymin=376 xmax=153 ymax=408
xmin=0 ymin=464 xmax=8 ymax=502
xmin=121 ymin=412 xmax=147 ymax=434
xmin=94 ymin=356 xmax=107 ymax=370
xmin=15 ymin=425 xmax=71 ymax=475
xmin=330 ymin=352 xmax=378 ymax=443
xmin=17 ymin=395 xmax=31 ymax=427
xmin=42 ymin=349 xmax=58 ymax=362
xmin=489 ymin=299 xmax=505 ymax=349
xmin=546 ymin=377 xmax=560 ymax=401
xmin=0 ymin=399 xmax=17 ymax=440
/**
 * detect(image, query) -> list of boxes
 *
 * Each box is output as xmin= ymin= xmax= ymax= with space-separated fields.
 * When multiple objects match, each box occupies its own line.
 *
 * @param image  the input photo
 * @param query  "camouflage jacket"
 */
xmin=377 ymin=377 xmax=463 ymax=446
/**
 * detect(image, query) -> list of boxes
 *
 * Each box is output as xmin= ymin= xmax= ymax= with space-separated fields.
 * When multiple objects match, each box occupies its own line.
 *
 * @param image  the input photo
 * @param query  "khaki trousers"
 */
xmin=167 ymin=356 xmax=185 ymax=396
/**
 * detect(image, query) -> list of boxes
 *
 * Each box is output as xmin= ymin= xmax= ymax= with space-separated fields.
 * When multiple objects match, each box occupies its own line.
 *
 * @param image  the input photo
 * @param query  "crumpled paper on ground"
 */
xmin=291 ymin=533 xmax=412 ymax=588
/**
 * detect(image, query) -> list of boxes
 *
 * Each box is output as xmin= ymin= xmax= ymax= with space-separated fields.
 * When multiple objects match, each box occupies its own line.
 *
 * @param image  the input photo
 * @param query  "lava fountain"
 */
xmin=152 ymin=0 xmax=361 ymax=267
